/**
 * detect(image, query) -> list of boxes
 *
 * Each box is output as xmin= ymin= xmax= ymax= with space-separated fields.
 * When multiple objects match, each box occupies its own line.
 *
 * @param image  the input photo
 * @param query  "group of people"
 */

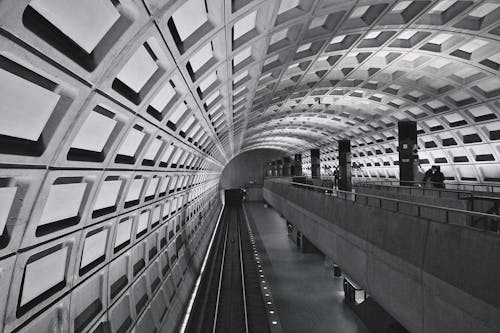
xmin=422 ymin=165 xmax=445 ymax=188
xmin=330 ymin=163 xmax=445 ymax=189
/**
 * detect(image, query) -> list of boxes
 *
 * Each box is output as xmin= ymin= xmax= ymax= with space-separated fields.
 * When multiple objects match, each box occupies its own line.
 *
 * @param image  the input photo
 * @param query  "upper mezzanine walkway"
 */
xmin=262 ymin=178 xmax=500 ymax=333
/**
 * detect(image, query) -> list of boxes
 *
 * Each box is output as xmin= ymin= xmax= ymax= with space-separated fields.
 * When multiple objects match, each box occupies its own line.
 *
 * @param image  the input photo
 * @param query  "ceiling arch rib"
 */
xmin=244 ymin=134 xmax=321 ymax=149
xmin=245 ymin=127 xmax=331 ymax=142
xmin=244 ymin=111 xmax=368 ymax=149
xmin=241 ymin=141 xmax=308 ymax=154
xmin=244 ymin=135 xmax=313 ymax=147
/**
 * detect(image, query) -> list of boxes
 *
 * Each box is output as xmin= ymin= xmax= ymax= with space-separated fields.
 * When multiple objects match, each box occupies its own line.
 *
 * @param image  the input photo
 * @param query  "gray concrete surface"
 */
xmin=263 ymin=181 xmax=500 ymax=333
xmin=219 ymin=149 xmax=284 ymax=190
xmin=244 ymin=202 xmax=370 ymax=333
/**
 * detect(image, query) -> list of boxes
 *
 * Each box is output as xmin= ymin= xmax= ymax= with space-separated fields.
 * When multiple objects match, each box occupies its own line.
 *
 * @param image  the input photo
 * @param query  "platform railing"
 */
xmin=354 ymin=179 xmax=500 ymax=194
xmin=267 ymin=176 xmax=500 ymax=199
xmin=353 ymin=181 xmax=477 ymax=200
xmin=264 ymin=178 xmax=500 ymax=233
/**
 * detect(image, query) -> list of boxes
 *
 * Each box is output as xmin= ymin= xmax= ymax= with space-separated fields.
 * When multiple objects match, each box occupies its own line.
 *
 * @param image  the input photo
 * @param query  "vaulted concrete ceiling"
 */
xmin=1 ymin=0 xmax=500 ymax=181
xmin=154 ymin=0 xmax=500 ymax=183
xmin=0 ymin=1 xmax=499 ymax=331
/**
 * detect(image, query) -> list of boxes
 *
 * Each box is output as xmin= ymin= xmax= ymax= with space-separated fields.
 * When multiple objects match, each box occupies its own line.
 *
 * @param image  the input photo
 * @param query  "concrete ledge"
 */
xmin=355 ymin=187 xmax=468 ymax=211
xmin=263 ymin=183 xmax=500 ymax=333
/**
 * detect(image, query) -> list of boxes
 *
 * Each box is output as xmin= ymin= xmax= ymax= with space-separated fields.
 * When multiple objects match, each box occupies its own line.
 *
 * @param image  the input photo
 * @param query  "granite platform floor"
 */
xmin=243 ymin=202 xmax=371 ymax=333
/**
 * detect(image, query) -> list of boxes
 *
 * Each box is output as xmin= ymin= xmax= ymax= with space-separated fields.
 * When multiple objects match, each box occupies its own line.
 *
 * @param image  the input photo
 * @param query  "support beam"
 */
xmin=398 ymin=121 xmax=418 ymax=186
xmin=277 ymin=159 xmax=283 ymax=176
xmin=311 ymin=149 xmax=320 ymax=179
xmin=271 ymin=161 xmax=277 ymax=176
xmin=283 ymin=156 xmax=291 ymax=176
xmin=338 ymin=140 xmax=351 ymax=191
xmin=294 ymin=153 xmax=302 ymax=176
xmin=265 ymin=161 xmax=273 ymax=177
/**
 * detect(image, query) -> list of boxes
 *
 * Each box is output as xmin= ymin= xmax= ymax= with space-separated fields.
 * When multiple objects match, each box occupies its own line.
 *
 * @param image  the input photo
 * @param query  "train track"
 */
xmin=185 ymin=204 xmax=270 ymax=333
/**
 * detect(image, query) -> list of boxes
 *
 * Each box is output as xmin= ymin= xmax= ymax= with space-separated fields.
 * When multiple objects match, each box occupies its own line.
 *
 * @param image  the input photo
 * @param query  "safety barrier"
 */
xmin=265 ymin=178 xmax=500 ymax=232
xmin=355 ymin=179 xmax=500 ymax=194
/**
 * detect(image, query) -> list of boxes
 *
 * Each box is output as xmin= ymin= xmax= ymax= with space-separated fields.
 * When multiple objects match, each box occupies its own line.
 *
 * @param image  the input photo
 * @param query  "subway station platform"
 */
xmin=243 ymin=202 xmax=370 ymax=333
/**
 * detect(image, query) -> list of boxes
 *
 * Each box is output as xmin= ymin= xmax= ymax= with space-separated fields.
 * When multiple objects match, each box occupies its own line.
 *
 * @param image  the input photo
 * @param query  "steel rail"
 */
xmin=212 ymin=211 xmax=231 ymax=333
xmin=237 ymin=209 xmax=250 ymax=333
xmin=180 ymin=203 xmax=225 ymax=333
xmin=212 ymin=207 xmax=251 ymax=333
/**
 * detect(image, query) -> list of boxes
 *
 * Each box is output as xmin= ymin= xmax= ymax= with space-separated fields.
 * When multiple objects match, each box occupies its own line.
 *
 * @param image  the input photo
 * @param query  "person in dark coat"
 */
xmin=333 ymin=166 xmax=340 ymax=189
xmin=430 ymin=166 xmax=445 ymax=188
xmin=423 ymin=166 xmax=436 ymax=187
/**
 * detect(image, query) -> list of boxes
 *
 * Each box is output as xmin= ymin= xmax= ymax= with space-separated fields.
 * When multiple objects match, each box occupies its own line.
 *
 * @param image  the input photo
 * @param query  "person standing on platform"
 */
xmin=423 ymin=165 xmax=436 ymax=187
xmin=431 ymin=166 xmax=445 ymax=188
xmin=333 ymin=166 xmax=340 ymax=189
xmin=413 ymin=160 xmax=425 ymax=187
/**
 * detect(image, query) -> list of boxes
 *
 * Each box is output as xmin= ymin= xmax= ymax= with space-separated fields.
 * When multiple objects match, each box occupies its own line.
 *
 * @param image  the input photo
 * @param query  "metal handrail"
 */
xmin=354 ymin=179 xmax=500 ymax=194
xmin=264 ymin=176 xmax=500 ymax=197
xmin=353 ymin=182 xmax=476 ymax=200
xmin=468 ymin=194 xmax=500 ymax=201
xmin=270 ymin=176 xmax=500 ymax=198
xmin=265 ymin=179 xmax=500 ymax=232
xmin=267 ymin=176 xmax=493 ymax=200
xmin=268 ymin=176 xmax=500 ymax=193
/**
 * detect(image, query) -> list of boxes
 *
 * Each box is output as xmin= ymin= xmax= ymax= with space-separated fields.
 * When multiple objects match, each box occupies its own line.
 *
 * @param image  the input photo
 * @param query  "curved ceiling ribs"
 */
xmin=234 ymin=0 xmax=500 ymax=183
xmin=0 ymin=1 xmax=499 ymax=330
xmin=0 ymin=0 xmax=499 ymax=181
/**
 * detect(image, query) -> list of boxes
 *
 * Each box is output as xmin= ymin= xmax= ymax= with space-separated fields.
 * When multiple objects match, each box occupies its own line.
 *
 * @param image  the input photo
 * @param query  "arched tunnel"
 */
xmin=0 ymin=0 xmax=499 ymax=332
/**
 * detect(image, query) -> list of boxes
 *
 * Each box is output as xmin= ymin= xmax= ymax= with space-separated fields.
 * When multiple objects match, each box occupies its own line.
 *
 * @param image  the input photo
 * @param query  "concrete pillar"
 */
xmin=311 ymin=148 xmax=320 ymax=179
xmin=276 ymin=159 xmax=283 ymax=176
xmin=264 ymin=161 xmax=272 ymax=177
xmin=271 ymin=161 xmax=277 ymax=176
xmin=338 ymin=140 xmax=352 ymax=191
xmin=283 ymin=156 xmax=291 ymax=176
xmin=398 ymin=121 xmax=418 ymax=186
xmin=298 ymin=233 xmax=319 ymax=253
xmin=294 ymin=153 xmax=302 ymax=176
xmin=325 ymin=257 xmax=342 ymax=277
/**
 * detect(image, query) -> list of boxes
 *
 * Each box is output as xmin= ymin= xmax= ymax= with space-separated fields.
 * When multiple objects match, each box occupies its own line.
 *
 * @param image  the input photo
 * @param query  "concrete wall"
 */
xmin=263 ymin=181 xmax=500 ymax=333
xmin=245 ymin=186 xmax=264 ymax=202
xmin=219 ymin=149 xmax=284 ymax=189
xmin=0 ymin=1 xmax=226 ymax=331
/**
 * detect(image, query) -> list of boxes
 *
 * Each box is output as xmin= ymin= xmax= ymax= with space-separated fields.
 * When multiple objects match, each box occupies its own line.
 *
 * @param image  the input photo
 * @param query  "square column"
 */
xmin=398 ymin=121 xmax=418 ymax=186
xmin=264 ymin=162 xmax=272 ymax=176
xmin=271 ymin=161 xmax=277 ymax=176
xmin=283 ymin=156 xmax=291 ymax=176
xmin=277 ymin=160 xmax=283 ymax=176
xmin=311 ymin=149 xmax=320 ymax=179
xmin=338 ymin=140 xmax=351 ymax=191
xmin=294 ymin=153 xmax=302 ymax=176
